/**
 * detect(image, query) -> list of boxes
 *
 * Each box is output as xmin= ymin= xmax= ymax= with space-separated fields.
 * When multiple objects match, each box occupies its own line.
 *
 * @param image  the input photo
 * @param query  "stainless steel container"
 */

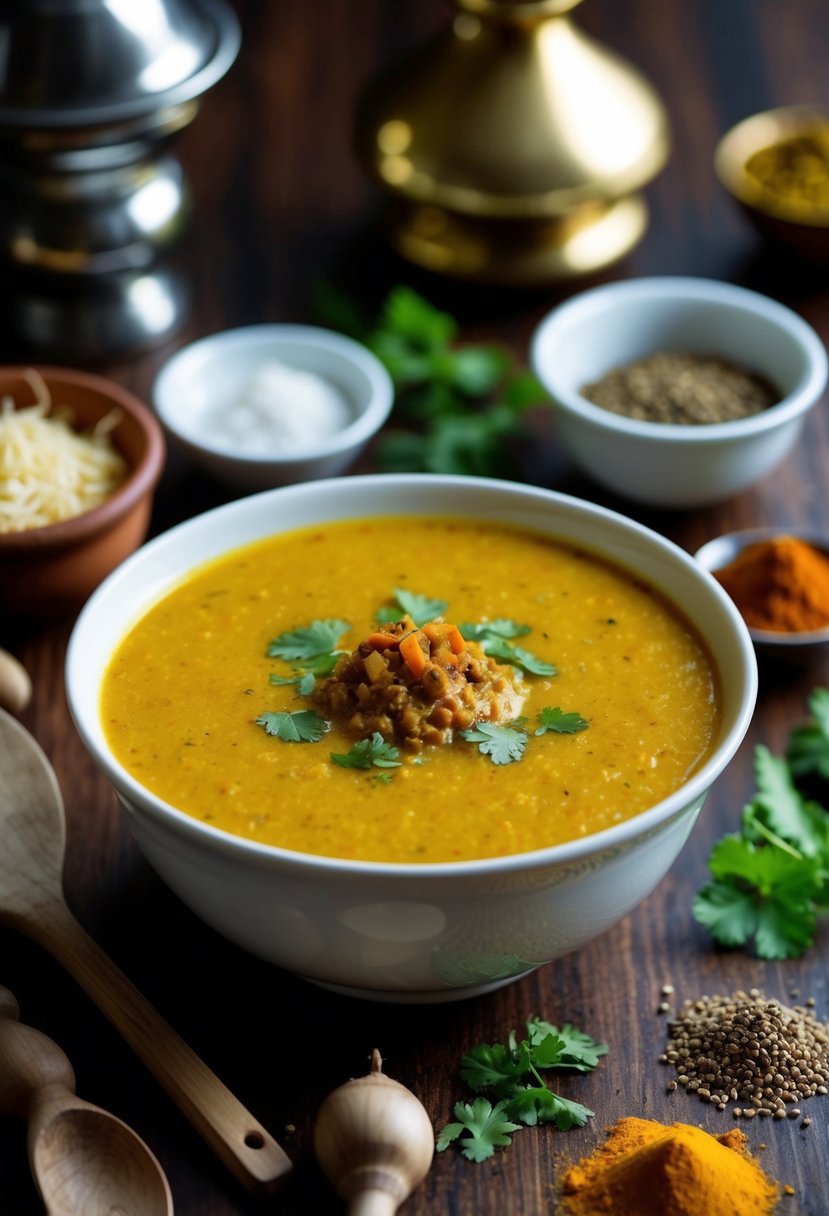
xmin=0 ymin=0 xmax=240 ymax=359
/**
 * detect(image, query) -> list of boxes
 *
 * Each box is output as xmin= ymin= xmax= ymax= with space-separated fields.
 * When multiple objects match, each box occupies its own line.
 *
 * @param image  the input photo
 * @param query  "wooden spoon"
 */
xmin=0 ymin=985 xmax=174 ymax=1216
xmin=0 ymin=646 xmax=32 ymax=715
xmin=0 ymin=707 xmax=292 ymax=1194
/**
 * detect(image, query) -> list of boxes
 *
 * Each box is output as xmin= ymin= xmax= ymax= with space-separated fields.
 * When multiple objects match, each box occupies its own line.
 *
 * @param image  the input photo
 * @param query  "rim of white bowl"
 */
xmin=152 ymin=324 xmax=395 ymax=463
xmin=66 ymin=473 xmax=758 ymax=878
xmin=530 ymin=276 xmax=829 ymax=443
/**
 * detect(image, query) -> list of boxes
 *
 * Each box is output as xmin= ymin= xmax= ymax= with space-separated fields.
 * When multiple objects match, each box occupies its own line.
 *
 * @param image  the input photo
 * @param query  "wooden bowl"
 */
xmin=0 ymin=367 xmax=165 ymax=619
xmin=715 ymin=106 xmax=829 ymax=262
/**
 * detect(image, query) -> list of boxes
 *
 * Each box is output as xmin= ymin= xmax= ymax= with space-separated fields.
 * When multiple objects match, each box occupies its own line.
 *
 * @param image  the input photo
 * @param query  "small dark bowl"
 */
xmin=0 ymin=366 xmax=165 ymax=619
xmin=695 ymin=528 xmax=829 ymax=665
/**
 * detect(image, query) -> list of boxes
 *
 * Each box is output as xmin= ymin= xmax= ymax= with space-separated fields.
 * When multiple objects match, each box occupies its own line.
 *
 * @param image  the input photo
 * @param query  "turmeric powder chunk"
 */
xmin=560 ymin=1116 xmax=779 ymax=1216
xmin=313 ymin=614 xmax=524 ymax=751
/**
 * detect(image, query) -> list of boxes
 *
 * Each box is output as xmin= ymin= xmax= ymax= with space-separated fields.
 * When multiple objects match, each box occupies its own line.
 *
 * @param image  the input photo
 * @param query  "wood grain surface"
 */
xmin=2 ymin=1 xmax=829 ymax=1212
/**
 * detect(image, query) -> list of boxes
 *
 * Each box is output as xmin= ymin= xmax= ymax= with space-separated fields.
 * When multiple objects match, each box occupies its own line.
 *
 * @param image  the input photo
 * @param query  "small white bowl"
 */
xmin=530 ymin=277 xmax=828 ymax=508
xmin=153 ymin=324 xmax=394 ymax=491
xmin=66 ymin=474 xmax=757 ymax=1003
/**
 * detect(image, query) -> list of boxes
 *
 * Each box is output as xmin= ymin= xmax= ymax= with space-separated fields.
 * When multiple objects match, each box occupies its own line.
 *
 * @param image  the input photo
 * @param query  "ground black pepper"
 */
xmin=582 ymin=351 xmax=779 ymax=424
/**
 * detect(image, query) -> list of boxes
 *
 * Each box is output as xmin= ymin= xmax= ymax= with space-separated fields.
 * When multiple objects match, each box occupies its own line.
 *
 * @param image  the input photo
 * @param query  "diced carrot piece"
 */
xmin=447 ymin=625 xmax=465 ymax=654
xmin=365 ymin=632 xmax=399 ymax=651
xmin=399 ymin=630 xmax=429 ymax=678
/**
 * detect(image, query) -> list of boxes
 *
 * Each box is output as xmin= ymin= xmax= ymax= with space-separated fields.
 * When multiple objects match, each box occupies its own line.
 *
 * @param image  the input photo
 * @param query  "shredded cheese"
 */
xmin=0 ymin=371 xmax=127 ymax=534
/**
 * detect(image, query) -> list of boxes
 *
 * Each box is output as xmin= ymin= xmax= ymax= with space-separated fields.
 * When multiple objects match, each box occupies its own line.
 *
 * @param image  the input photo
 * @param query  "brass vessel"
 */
xmin=356 ymin=0 xmax=670 ymax=283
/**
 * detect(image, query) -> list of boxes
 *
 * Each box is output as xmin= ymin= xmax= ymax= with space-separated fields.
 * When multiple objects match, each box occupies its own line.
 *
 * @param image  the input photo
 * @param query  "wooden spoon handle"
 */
xmin=24 ymin=900 xmax=291 ymax=1194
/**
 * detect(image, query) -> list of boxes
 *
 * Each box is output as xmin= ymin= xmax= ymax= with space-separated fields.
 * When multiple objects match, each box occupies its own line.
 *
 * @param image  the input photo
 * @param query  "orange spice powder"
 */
xmin=559 ymin=1117 xmax=779 ymax=1216
xmin=713 ymin=535 xmax=829 ymax=632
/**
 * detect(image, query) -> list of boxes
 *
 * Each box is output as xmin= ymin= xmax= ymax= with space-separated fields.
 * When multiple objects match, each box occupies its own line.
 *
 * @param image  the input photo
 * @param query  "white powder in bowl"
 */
xmin=209 ymin=362 xmax=353 ymax=451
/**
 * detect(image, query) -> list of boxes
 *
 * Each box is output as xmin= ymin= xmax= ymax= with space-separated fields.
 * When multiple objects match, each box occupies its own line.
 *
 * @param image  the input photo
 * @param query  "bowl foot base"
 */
xmin=304 ymin=967 xmax=539 ymax=1004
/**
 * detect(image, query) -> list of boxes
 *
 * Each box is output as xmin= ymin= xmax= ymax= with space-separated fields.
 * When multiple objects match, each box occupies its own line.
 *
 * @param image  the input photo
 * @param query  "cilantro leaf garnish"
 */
xmin=787 ymin=687 xmax=829 ymax=779
xmin=460 ymin=1042 xmax=533 ymax=1099
xmin=694 ymin=834 xmax=823 ymax=958
xmin=269 ymin=671 xmax=318 ymax=697
xmin=316 ymin=284 xmax=543 ymax=480
xmin=535 ymin=707 xmax=589 ymax=736
xmin=461 ymin=721 xmax=528 ymax=765
xmin=267 ymin=619 xmax=349 ymax=662
xmin=438 ymin=1017 xmax=605 ymax=1160
xmin=507 ymin=1087 xmax=593 ymax=1130
xmin=376 ymin=588 xmax=449 ymax=627
xmin=460 ymin=619 xmax=531 ymax=642
xmin=255 ymin=710 xmax=328 ymax=743
xmin=526 ymin=1019 xmax=608 ymax=1071
xmin=331 ymin=732 xmax=402 ymax=771
xmin=694 ymin=688 xmax=829 ymax=960
xmin=436 ymin=1098 xmax=521 ymax=1162
xmin=460 ymin=620 xmax=556 ymax=676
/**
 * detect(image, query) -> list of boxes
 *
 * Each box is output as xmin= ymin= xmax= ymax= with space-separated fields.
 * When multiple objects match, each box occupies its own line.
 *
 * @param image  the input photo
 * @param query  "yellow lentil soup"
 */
xmin=101 ymin=516 xmax=720 ymax=863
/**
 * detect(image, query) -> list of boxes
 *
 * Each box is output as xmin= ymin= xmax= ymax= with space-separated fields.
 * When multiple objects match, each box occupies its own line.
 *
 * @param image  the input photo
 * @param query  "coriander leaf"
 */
xmin=482 ymin=636 xmax=557 ymax=677
xmin=379 ymin=286 xmax=457 ymax=352
xmin=448 ymin=346 xmax=511 ymax=395
xmin=460 ymin=1042 xmax=532 ymax=1097
xmin=436 ymin=1098 xmax=521 ymax=1162
xmin=523 ymin=1031 xmax=566 ymax=1070
xmin=527 ymin=1020 xmax=608 ymax=1071
xmin=377 ymin=588 xmax=449 ymax=628
xmin=501 ymin=371 xmax=546 ymax=412
xmin=331 ymin=732 xmax=402 ymax=770
xmin=255 ymin=710 xmax=328 ymax=743
xmin=752 ymin=745 xmax=824 ymax=856
xmin=694 ymin=834 xmax=822 ymax=958
xmin=461 ymin=721 xmax=528 ymax=765
xmin=269 ymin=670 xmax=319 ymax=696
xmin=535 ymin=707 xmax=589 ymax=736
xmin=267 ymin=619 xmax=349 ymax=662
xmin=460 ymin=619 xmax=531 ymax=641
xmin=369 ymin=331 xmax=434 ymax=384
xmin=787 ymin=687 xmax=829 ymax=779
xmin=506 ymin=1087 xmax=593 ymax=1130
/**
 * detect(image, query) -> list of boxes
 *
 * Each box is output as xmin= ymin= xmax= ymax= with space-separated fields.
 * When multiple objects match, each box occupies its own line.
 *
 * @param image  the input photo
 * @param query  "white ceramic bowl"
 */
xmin=530 ymin=277 xmax=828 ymax=508
xmin=152 ymin=324 xmax=394 ymax=491
xmin=66 ymin=475 xmax=757 ymax=1003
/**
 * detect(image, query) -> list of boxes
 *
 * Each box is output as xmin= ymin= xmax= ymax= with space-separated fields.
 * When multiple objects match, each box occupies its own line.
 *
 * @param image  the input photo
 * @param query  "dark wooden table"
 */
xmin=3 ymin=1 xmax=829 ymax=1212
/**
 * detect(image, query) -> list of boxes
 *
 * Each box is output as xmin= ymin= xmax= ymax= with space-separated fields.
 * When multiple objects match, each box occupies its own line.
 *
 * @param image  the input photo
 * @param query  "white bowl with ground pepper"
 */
xmin=530 ymin=277 xmax=828 ymax=508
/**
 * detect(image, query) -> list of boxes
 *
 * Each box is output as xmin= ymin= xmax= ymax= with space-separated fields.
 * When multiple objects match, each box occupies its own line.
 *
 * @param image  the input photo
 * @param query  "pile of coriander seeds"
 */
xmin=660 ymin=989 xmax=829 ymax=1125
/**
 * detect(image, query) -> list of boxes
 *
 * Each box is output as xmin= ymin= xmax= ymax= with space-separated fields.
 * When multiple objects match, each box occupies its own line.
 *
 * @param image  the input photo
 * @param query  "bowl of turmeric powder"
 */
xmin=715 ymin=106 xmax=829 ymax=261
xmin=695 ymin=528 xmax=829 ymax=660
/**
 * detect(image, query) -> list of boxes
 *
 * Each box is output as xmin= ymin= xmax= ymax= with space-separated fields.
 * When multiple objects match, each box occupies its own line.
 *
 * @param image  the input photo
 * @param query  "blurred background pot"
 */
xmin=355 ymin=0 xmax=670 ymax=284
xmin=0 ymin=0 xmax=240 ymax=361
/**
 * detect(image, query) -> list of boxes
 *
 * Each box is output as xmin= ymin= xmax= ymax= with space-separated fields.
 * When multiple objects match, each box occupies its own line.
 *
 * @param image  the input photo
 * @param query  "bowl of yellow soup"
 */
xmin=66 ymin=475 xmax=757 ymax=1002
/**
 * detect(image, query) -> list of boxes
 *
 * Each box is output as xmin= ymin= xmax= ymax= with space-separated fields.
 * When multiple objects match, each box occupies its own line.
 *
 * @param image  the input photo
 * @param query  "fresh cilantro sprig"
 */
xmin=255 ymin=710 xmax=328 ymax=743
xmin=460 ymin=619 xmax=556 ymax=677
xmin=437 ymin=1017 xmax=607 ymax=1160
xmin=267 ymin=619 xmax=349 ymax=662
xmin=461 ymin=720 xmax=528 ymax=765
xmin=535 ymin=707 xmax=589 ymax=736
xmin=377 ymin=588 xmax=449 ymax=628
xmin=331 ymin=732 xmax=402 ymax=771
xmin=266 ymin=618 xmax=349 ymax=694
xmin=315 ymin=283 xmax=545 ymax=479
xmin=694 ymin=688 xmax=829 ymax=959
